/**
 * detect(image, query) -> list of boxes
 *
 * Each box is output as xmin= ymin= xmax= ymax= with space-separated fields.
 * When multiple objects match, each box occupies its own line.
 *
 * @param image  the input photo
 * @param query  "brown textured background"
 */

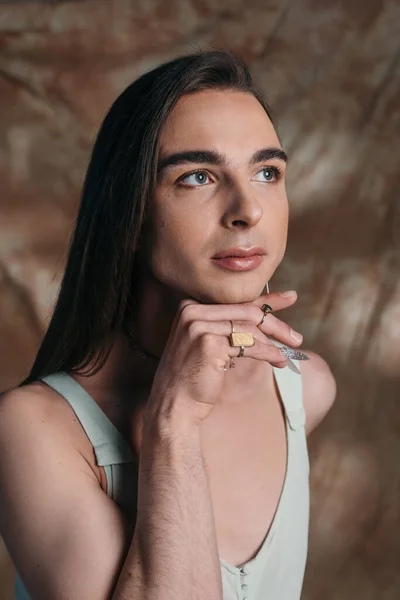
xmin=0 ymin=1 xmax=399 ymax=598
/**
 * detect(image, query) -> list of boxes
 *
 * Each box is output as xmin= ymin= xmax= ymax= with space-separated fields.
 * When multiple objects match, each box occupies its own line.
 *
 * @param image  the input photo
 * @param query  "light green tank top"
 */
xmin=15 ymin=363 xmax=310 ymax=600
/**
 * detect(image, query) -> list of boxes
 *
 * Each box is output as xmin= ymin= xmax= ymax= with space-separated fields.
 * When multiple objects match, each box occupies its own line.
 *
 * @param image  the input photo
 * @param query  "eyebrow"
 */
xmin=157 ymin=147 xmax=288 ymax=176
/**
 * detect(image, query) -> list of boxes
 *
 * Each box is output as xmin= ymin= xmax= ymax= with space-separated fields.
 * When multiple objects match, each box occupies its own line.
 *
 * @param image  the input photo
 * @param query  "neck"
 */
xmin=130 ymin=265 xmax=187 ymax=360
xmin=82 ymin=264 xmax=266 ymax=398
xmin=73 ymin=265 xmax=270 ymax=414
xmin=75 ymin=266 xmax=186 ymax=393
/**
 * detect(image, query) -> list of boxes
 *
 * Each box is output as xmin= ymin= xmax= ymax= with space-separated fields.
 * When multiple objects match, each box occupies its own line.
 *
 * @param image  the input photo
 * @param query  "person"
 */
xmin=0 ymin=50 xmax=336 ymax=600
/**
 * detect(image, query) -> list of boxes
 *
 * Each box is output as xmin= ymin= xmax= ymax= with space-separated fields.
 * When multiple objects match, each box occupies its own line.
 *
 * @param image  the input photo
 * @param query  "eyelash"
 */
xmin=175 ymin=166 xmax=283 ymax=187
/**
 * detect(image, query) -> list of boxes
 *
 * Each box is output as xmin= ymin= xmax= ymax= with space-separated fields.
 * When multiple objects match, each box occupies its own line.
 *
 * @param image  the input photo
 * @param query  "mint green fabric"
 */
xmin=219 ymin=362 xmax=310 ymax=599
xmin=15 ymin=363 xmax=309 ymax=600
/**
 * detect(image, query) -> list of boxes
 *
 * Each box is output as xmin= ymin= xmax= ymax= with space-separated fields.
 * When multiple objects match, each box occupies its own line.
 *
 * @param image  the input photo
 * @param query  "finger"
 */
xmin=172 ymin=298 xmax=200 ymax=331
xmin=198 ymin=331 xmax=287 ymax=369
xmin=180 ymin=304 xmax=303 ymax=348
xmin=252 ymin=290 xmax=298 ymax=312
xmin=226 ymin=338 xmax=287 ymax=368
xmin=179 ymin=290 xmax=297 ymax=315
xmin=187 ymin=319 xmax=274 ymax=347
xmin=254 ymin=312 xmax=303 ymax=347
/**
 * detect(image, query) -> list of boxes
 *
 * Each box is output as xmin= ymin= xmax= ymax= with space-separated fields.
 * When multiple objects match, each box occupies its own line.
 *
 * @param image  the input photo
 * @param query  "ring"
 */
xmin=229 ymin=331 xmax=255 ymax=348
xmin=229 ymin=321 xmax=236 ymax=368
xmin=238 ymin=345 xmax=245 ymax=358
xmin=257 ymin=303 xmax=273 ymax=328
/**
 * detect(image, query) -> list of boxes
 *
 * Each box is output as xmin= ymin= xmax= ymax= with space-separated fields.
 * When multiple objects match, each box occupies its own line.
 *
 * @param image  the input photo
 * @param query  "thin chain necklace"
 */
xmin=124 ymin=283 xmax=271 ymax=363
xmin=124 ymin=328 xmax=160 ymax=362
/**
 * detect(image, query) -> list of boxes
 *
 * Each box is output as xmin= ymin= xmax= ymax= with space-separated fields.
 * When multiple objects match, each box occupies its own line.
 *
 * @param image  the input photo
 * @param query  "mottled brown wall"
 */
xmin=1 ymin=1 xmax=399 ymax=599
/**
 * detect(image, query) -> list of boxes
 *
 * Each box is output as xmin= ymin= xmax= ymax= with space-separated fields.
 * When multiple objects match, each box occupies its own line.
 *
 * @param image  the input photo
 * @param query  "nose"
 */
xmin=221 ymin=181 xmax=263 ymax=230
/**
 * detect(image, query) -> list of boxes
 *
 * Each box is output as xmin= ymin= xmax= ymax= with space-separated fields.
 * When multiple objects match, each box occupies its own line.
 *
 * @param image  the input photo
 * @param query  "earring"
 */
xmin=263 ymin=281 xmax=270 ymax=294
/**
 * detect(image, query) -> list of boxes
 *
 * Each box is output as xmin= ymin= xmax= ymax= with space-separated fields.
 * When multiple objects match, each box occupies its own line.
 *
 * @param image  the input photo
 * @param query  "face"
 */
xmin=145 ymin=89 xmax=289 ymax=305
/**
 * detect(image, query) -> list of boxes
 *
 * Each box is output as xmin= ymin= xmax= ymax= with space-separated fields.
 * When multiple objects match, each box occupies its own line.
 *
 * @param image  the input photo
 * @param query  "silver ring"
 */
xmin=238 ymin=345 xmax=245 ymax=358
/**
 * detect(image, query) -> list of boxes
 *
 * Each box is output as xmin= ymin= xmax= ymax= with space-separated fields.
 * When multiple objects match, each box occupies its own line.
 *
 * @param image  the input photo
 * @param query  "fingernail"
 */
xmin=290 ymin=328 xmax=303 ymax=343
xmin=279 ymin=346 xmax=310 ymax=360
xmin=280 ymin=290 xmax=297 ymax=298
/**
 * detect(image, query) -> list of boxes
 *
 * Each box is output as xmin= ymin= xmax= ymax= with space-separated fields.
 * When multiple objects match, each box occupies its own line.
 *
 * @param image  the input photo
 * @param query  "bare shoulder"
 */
xmin=0 ymin=381 xmax=103 ymax=489
xmin=0 ymin=381 xmax=98 ymax=471
xmin=0 ymin=383 xmax=130 ymax=599
xmin=299 ymin=350 xmax=337 ymax=435
xmin=0 ymin=380 xmax=108 ymax=504
xmin=0 ymin=381 xmax=59 ymax=419
xmin=0 ymin=380 xmax=70 ymax=425
xmin=0 ymin=382 xmax=62 ymax=441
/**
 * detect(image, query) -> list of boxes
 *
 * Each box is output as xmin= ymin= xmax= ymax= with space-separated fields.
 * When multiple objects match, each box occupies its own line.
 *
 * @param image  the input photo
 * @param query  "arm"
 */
xmin=0 ymin=387 xmax=222 ymax=600
xmin=114 ymin=404 xmax=222 ymax=600
xmin=0 ymin=387 xmax=130 ymax=600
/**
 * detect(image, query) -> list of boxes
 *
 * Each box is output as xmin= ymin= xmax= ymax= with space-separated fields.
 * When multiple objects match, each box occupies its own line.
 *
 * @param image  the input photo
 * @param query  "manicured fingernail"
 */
xmin=279 ymin=346 xmax=310 ymax=360
xmin=280 ymin=290 xmax=297 ymax=298
xmin=290 ymin=328 xmax=303 ymax=343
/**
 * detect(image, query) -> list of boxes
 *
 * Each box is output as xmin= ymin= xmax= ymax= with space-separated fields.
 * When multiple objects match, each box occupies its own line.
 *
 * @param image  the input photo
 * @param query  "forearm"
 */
xmin=112 ymin=410 xmax=222 ymax=600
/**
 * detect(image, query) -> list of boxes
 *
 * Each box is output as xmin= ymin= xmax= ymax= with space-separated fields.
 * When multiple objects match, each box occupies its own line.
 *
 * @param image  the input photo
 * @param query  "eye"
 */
xmin=177 ymin=170 xmax=210 ymax=187
xmin=253 ymin=166 xmax=281 ymax=183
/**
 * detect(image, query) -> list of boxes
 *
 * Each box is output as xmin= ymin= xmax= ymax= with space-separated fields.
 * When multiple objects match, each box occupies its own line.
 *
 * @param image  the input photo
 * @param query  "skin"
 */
xmin=84 ymin=88 xmax=336 ymax=573
xmin=133 ymin=89 xmax=289 ymax=358
xmin=90 ymin=89 xmax=335 ymax=431
xmin=0 ymin=89 xmax=337 ymax=600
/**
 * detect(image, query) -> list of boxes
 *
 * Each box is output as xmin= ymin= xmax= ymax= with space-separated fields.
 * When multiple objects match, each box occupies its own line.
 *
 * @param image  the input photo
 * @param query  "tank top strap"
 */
xmin=41 ymin=372 xmax=133 ymax=466
xmin=272 ymin=360 xmax=306 ymax=431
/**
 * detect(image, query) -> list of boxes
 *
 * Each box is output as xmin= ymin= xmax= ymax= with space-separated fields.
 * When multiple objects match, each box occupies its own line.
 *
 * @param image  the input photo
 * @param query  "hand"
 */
xmin=143 ymin=290 xmax=302 ymax=429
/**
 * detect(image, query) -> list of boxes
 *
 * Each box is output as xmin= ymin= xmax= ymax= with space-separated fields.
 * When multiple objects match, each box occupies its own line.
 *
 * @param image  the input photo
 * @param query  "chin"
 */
xmin=196 ymin=282 xmax=265 ymax=305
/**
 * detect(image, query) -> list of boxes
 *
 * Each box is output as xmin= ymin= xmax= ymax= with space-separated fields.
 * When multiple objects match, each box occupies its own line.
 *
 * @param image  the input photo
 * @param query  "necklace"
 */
xmin=124 ymin=328 xmax=160 ymax=361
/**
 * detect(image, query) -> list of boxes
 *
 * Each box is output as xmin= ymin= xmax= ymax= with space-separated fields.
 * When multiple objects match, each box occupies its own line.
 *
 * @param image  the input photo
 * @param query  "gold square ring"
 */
xmin=229 ymin=332 xmax=255 ymax=347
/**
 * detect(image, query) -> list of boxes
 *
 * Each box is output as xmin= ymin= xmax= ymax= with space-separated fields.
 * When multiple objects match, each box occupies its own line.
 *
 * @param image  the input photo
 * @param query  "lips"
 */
xmin=212 ymin=246 xmax=266 ymax=259
xmin=211 ymin=247 xmax=266 ymax=272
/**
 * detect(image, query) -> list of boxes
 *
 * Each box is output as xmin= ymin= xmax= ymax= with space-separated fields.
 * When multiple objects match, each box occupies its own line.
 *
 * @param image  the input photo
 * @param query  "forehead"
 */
xmin=159 ymin=89 xmax=280 ymax=155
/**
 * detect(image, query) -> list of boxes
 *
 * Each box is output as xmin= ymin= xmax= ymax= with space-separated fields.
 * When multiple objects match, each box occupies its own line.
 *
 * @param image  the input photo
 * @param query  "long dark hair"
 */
xmin=24 ymin=50 xmax=273 ymax=383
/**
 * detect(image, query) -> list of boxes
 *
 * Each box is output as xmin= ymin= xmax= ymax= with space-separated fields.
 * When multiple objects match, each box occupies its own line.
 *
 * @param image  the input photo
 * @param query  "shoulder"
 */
xmin=0 ymin=385 xmax=130 ymax=599
xmin=0 ymin=381 xmax=73 ymax=442
xmin=0 ymin=382 xmax=103 ymax=486
xmin=0 ymin=383 xmax=54 ymax=437
xmin=298 ymin=350 xmax=337 ymax=435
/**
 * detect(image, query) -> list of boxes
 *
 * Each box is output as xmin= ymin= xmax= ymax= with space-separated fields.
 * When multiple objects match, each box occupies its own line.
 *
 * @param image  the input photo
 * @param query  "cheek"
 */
xmin=146 ymin=200 xmax=212 ymax=274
